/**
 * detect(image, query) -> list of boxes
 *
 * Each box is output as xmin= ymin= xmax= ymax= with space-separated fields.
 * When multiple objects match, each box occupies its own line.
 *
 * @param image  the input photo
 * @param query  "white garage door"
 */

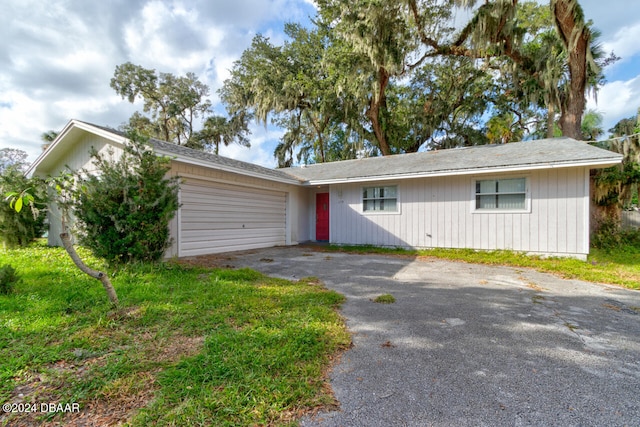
xmin=179 ymin=178 xmax=286 ymax=257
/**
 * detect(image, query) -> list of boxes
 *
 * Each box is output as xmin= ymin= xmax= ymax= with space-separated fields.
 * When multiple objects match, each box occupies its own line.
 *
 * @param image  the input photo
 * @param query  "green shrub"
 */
xmin=73 ymin=131 xmax=180 ymax=264
xmin=0 ymin=167 xmax=47 ymax=248
xmin=591 ymin=218 xmax=640 ymax=252
xmin=0 ymin=264 xmax=20 ymax=294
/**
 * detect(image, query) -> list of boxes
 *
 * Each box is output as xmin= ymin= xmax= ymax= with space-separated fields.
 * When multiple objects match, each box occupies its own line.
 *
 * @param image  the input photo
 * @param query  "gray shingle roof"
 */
xmin=70 ymin=122 xmax=622 ymax=186
xmin=281 ymin=137 xmax=623 ymax=184
xmin=149 ymin=139 xmax=301 ymax=183
xmin=79 ymin=121 xmax=301 ymax=184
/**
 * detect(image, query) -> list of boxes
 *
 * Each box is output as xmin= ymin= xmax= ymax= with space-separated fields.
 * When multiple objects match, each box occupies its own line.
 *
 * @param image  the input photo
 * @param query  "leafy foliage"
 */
xmin=0 ymin=148 xmax=28 ymax=174
xmin=190 ymin=113 xmax=251 ymax=155
xmin=590 ymin=217 xmax=640 ymax=252
xmin=592 ymin=111 xmax=640 ymax=212
xmin=221 ymin=0 xmax=612 ymax=165
xmin=111 ymin=62 xmax=211 ymax=145
xmin=73 ymin=132 xmax=180 ymax=264
xmin=0 ymin=264 xmax=19 ymax=295
xmin=0 ymin=166 xmax=47 ymax=248
xmin=111 ymin=63 xmax=251 ymax=154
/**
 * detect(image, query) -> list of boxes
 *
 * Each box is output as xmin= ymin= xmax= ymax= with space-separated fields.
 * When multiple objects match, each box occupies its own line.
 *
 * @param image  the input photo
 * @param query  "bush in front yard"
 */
xmin=591 ymin=217 xmax=640 ymax=252
xmin=74 ymin=131 xmax=180 ymax=264
xmin=0 ymin=166 xmax=47 ymax=248
xmin=0 ymin=264 xmax=20 ymax=294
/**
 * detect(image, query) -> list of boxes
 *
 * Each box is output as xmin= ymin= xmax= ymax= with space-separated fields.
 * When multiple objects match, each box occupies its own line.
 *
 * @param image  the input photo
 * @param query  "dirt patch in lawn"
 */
xmin=1 ymin=333 xmax=205 ymax=427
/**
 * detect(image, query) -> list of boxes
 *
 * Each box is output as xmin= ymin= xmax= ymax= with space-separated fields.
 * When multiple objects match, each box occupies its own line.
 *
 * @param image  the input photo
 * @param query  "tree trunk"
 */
xmin=367 ymin=67 xmax=392 ymax=156
xmin=553 ymin=0 xmax=589 ymax=140
xmin=60 ymin=232 xmax=119 ymax=306
xmin=546 ymin=103 xmax=555 ymax=138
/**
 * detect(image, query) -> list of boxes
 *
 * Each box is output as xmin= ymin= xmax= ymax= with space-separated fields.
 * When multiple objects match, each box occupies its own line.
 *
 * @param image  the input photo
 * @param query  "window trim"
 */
xmin=472 ymin=176 xmax=531 ymax=214
xmin=362 ymin=184 xmax=400 ymax=215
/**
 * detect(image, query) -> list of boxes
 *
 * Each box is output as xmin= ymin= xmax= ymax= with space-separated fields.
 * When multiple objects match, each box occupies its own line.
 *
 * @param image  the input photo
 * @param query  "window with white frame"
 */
xmin=475 ymin=178 xmax=527 ymax=211
xmin=363 ymin=185 xmax=398 ymax=212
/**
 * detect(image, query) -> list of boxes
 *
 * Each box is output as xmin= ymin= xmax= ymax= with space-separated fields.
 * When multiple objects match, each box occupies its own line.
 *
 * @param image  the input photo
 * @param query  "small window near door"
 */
xmin=474 ymin=178 xmax=527 ymax=211
xmin=363 ymin=186 xmax=398 ymax=212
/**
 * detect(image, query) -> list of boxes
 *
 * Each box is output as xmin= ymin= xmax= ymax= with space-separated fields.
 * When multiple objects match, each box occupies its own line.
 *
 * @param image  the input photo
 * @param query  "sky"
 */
xmin=1 ymin=0 xmax=639 ymax=168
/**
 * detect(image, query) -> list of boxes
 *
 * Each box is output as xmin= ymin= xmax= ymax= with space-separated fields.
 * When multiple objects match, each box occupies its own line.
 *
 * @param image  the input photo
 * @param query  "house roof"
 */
xmin=27 ymin=120 xmax=301 ymax=185
xmin=281 ymin=137 xmax=623 ymax=185
xmin=29 ymin=120 xmax=622 ymax=187
xmin=148 ymin=139 xmax=301 ymax=184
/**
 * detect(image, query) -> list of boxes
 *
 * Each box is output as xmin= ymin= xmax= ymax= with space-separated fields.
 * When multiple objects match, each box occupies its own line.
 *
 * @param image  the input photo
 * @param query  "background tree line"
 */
xmin=220 ymin=0 xmax=617 ymax=166
xmin=110 ymin=0 xmax=617 ymax=168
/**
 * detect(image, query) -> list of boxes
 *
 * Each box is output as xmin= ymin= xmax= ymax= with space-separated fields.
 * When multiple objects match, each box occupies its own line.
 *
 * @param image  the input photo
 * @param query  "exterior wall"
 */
xmin=41 ymin=134 xmax=308 ymax=257
xmin=43 ymin=134 xmax=124 ymax=246
xmin=169 ymin=162 xmax=308 ymax=256
xmin=329 ymin=167 xmax=591 ymax=259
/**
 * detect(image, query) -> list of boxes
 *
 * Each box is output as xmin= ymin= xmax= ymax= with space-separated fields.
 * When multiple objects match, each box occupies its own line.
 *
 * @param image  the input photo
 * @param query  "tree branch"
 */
xmin=60 ymin=232 xmax=119 ymax=306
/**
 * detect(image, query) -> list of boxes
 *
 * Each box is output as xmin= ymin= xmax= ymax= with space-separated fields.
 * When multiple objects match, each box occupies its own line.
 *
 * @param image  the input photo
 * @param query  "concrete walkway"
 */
xmin=203 ymin=246 xmax=640 ymax=426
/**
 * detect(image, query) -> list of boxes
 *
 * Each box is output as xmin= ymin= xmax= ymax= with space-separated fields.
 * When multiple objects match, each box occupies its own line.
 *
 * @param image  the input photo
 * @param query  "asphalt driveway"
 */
xmin=201 ymin=246 xmax=640 ymax=426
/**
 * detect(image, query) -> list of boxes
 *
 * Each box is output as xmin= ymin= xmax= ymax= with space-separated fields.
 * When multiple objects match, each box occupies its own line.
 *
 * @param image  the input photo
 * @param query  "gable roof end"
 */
xmin=27 ymin=120 xmax=301 ymax=185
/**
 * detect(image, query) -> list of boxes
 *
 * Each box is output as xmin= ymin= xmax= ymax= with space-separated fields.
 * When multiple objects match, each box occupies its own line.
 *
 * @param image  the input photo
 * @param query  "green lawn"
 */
xmin=0 ymin=244 xmax=350 ymax=426
xmin=2 ymin=241 xmax=637 ymax=425
xmin=326 ymin=244 xmax=640 ymax=290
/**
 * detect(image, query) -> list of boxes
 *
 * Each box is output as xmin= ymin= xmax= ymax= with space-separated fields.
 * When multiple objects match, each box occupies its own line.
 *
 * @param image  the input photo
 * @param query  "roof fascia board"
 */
xmin=73 ymin=121 xmax=128 ymax=146
xmin=26 ymin=120 xmax=78 ymax=176
xmin=153 ymin=148 xmax=302 ymax=186
xmin=26 ymin=120 xmax=128 ymax=177
xmin=299 ymin=158 xmax=622 ymax=186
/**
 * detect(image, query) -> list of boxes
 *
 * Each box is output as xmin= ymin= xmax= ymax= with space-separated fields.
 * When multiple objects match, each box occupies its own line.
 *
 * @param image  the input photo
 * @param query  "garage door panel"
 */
xmin=181 ymin=192 xmax=285 ymax=206
xmin=181 ymin=210 xmax=283 ymax=220
xmin=181 ymin=183 xmax=284 ymax=200
xmin=181 ymin=234 xmax=286 ymax=252
xmin=179 ymin=178 xmax=287 ymax=256
xmin=180 ymin=199 xmax=285 ymax=213
xmin=182 ymin=221 xmax=285 ymax=231
xmin=182 ymin=228 xmax=285 ymax=241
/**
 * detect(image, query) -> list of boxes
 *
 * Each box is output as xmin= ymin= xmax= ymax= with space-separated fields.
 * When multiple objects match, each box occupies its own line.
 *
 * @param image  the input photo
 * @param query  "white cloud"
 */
xmin=587 ymin=76 xmax=640 ymax=132
xmin=602 ymin=23 xmax=640 ymax=61
xmin=1 ymin=0 xmax=637 ymax=167
xmin=219 ymin=124 xmax=284 ymax=168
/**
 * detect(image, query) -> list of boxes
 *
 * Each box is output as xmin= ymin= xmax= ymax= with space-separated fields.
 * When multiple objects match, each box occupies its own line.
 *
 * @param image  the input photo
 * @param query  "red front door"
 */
xmin=316 ymin=193 xmax=329 ymax=241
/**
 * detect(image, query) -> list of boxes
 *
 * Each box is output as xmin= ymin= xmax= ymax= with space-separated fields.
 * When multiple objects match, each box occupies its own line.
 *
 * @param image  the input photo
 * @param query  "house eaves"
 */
xmin=150 ymin=140 xmax=302 ymax=186
xmin=281 ymin=138 xmax=623 ymax=185
xmin=28 ymin=120 xmax=302 ymax=186
xmin=26 ymin=119 xmax=128 ymax=177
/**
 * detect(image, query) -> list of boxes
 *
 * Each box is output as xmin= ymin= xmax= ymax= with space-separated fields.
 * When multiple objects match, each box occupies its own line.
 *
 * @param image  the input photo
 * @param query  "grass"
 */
xmin=327 ymin=244 xmax=640 ymax=290
xmin=0 ymin=243 xmax=350 ymax=426
xmin=372 ymin=294 xmax=396 ymax=304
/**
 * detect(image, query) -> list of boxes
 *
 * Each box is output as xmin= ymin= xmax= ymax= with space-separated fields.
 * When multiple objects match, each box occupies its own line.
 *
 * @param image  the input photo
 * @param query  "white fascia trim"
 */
xmin=26 ymin=120 xmax=128 ymax=177
xmin=154 ymin=148 xmax=302 ymax=186
xmin=73 ymin=121 xmax=128 ymax=146
xmin=301 ymin=159 xmax=622 ymax=186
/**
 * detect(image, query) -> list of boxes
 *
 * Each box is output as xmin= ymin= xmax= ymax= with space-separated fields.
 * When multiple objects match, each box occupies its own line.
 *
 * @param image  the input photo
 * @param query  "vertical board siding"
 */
xmin=179 ymin=178 xmax=286 ymax=256
xmin=330 ymin=168 xmax=590 ymax=257
xmin=171 ymin=162 xmax=307 ymax=255
xmin=45 ymin=134 xmax=125 ymax=246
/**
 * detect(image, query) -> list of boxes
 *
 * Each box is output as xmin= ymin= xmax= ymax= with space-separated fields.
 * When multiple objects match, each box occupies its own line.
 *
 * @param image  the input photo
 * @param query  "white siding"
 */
xmin=179 ymin=178 xmax=286 ymax=256
xmin=329 ymin=168 xmax=591 ymax=258
xmin=41 ymin=134 xmax=308 ymax=257
xmin=170 ymin=162 xmax=306 ymax=257
xmin=43 ymin=134 xmax=124 ymax=246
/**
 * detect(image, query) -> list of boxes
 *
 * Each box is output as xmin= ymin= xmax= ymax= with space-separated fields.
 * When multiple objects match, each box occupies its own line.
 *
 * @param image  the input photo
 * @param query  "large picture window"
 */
xmin=363 ymin=186 xmax=397 ymax=212
xmin=475 ymin=178 xmax=527 ymax=211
